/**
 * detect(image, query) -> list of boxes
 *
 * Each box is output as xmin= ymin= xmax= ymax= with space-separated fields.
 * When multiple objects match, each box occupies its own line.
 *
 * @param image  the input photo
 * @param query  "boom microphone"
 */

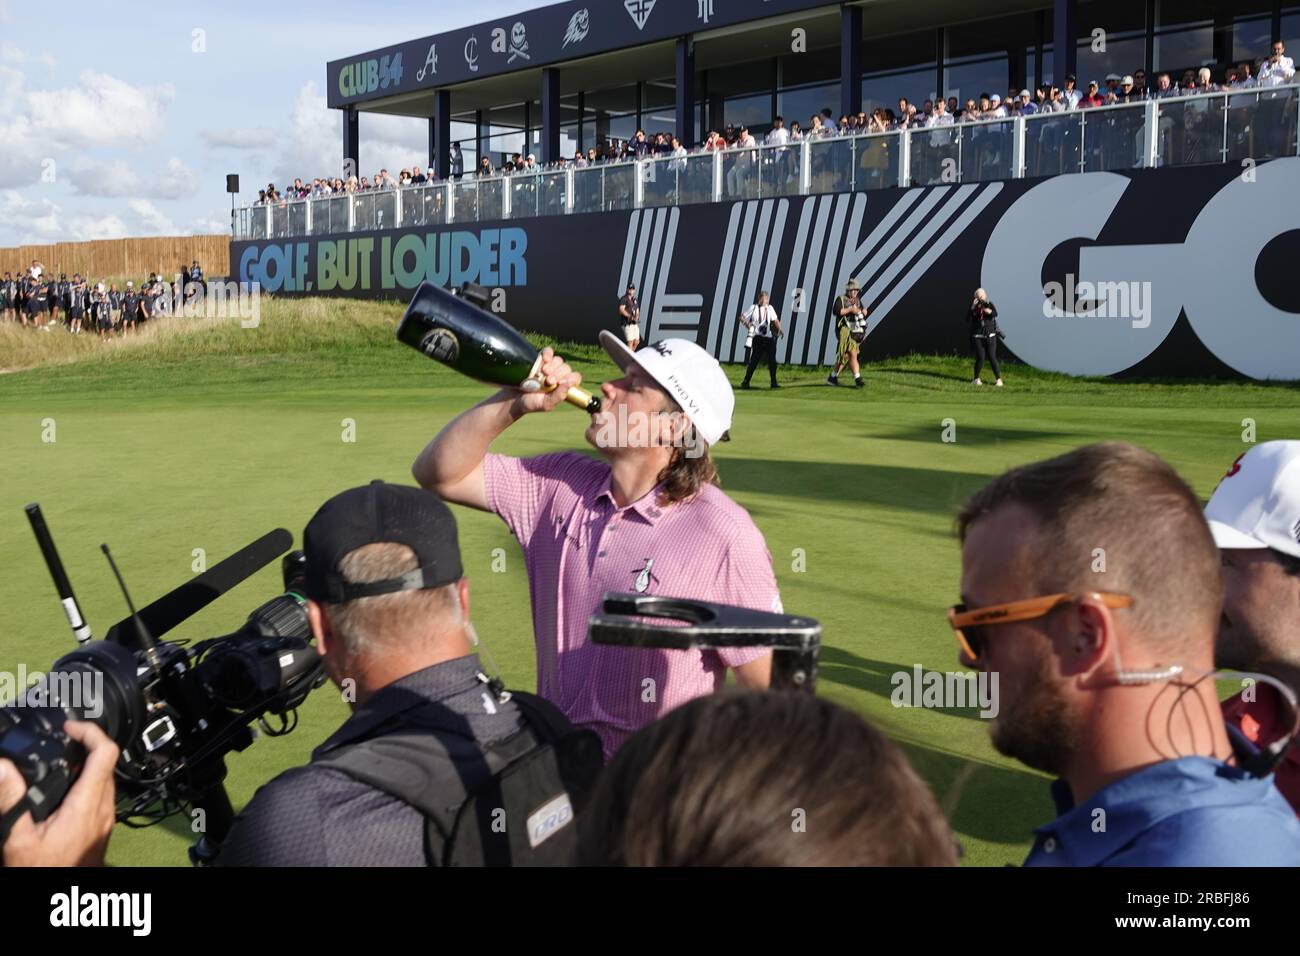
xmin=397 ymin=281 xmax=601 ymax=413
xmin=25 ymin=503 xmax=92 ymax=644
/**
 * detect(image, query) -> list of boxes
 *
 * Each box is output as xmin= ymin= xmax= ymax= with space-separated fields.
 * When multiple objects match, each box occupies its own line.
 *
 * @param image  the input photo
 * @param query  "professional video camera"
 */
xmin=0 ymin=505 xmax=327 ymax=864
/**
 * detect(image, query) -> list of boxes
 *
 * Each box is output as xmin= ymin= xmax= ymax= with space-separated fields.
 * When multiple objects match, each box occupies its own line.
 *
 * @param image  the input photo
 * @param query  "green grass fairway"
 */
xmin=2 ymin=300 xmax=1297 ymax=867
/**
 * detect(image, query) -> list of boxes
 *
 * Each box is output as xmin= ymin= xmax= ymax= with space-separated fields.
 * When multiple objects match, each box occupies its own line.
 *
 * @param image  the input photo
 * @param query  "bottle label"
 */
xmin=419 ymin=327 xmax=460 ymax=364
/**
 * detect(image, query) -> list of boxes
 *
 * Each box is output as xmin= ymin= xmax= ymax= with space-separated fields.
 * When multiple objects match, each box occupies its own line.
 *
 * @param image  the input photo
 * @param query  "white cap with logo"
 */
xmin=1205 ymin=440 xmax=1300 ymax=558
xmin=598 ymin=331 xmax=733 ymax=446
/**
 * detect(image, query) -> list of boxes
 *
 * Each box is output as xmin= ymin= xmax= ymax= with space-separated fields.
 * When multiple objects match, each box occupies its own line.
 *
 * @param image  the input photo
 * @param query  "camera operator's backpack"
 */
xmin=314 ymin=690 xmax=604 ymax=866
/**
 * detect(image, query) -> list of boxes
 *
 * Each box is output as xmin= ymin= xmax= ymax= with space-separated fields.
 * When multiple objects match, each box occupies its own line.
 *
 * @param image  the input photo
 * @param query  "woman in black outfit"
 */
xmin=967 ymin=288 xmax=1003 ymax=386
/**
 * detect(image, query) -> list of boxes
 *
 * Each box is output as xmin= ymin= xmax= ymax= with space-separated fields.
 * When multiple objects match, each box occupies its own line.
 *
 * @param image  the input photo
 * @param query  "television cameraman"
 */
xmin=0 ymin=720 xmax=119 ymax=867
xmin=218 ymin=482 xmax=601 ymax=866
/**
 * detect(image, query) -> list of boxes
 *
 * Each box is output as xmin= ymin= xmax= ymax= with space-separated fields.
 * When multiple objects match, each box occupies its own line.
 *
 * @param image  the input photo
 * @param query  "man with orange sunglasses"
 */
xmin=951 ymin=441 xmax=1300 ymax=866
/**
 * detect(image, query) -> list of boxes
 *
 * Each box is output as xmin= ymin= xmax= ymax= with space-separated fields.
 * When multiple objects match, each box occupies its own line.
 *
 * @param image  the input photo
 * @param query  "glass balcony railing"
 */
xmin=233 ymin=84 xmax=1300 ymax=239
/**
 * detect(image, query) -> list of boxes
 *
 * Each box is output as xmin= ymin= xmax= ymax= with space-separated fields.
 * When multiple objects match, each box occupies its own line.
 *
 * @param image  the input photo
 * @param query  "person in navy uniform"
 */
xmin=121 ymin=281 xmax=139 ymax=332
xmin=188 ymin=259 xmax=205 ymax=302
xmin=92 ymin=284 xmax=113 ymax=339
xmin=1 ymin=272 xmax=15 ymax=322
xmin=48 ymin=273 xmax=66 ymax=327
xmin=34 ymin=275 xmax=51 ymax=329
xmin=67 ymin=274 xmax=87 ymax=335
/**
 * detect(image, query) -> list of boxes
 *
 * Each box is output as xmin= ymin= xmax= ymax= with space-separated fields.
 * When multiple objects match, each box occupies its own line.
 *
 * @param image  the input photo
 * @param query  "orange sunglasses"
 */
xmin=947 ymin=591 xmax=1133 ymax=663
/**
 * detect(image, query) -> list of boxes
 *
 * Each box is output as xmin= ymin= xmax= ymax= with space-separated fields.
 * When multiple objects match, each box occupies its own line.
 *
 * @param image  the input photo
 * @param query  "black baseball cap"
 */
xmin=302 ymin=481 xmax=463 ymax=603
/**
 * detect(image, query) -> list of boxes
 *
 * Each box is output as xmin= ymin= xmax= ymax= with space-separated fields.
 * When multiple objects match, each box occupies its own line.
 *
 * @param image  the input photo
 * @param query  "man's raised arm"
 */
xmin=411 ymin=347 xmax=582 ymax=512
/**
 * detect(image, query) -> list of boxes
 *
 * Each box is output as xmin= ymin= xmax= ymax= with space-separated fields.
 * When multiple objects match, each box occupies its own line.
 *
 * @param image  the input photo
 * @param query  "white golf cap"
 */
xmin=990 ymin=94 xmax=1002 ymax=103
xmin=1122 ymin=75 xmax=1134 ymax=84
xmin=598 ymin=331 xmax=733 ymax=446
xmin=1205 ymin=441 xmax=1300 ymax=558
xmin=1019 ymin=89 xmax=1031 ymax=98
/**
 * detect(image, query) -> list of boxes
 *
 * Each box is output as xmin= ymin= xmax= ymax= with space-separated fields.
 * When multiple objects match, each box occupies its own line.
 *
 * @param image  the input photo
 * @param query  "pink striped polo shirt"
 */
xmin=484 ymin=451 xmax=780 ymax=758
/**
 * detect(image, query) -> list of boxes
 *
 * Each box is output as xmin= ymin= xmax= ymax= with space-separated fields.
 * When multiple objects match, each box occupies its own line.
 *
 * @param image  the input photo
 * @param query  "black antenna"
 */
xmin=101 ymin=543 xmax=162 ymax=669
xmin=25 ymin=503 xmax=93 ymax=645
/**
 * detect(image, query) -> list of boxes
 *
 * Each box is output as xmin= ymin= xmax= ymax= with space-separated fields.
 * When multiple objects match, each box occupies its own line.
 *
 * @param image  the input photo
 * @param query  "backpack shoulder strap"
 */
xmin=507 ymin=690 xmax=577 ymax=744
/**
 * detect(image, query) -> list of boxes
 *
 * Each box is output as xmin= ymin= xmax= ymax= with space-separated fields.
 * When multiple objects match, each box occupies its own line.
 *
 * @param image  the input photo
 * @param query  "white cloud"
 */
xmin=68 ymin=156 xmax=199 ymax=200
xmin=68 ymin=213 xmax=128 ymax=241
xmin=0 ymin=189 xmax=62 ymax=242
xmin=67 ymin=158 xmax=138 ymax=197
xmin=201 ymin=126 xmax=278 ymax=149
xmin=127 ymin=198 xmax=178 ymax=236
xmin=267 ymin=81 xmax=336 ymax=186
xmin=0 ymin=64 xmax=177 ymax=194
xmin=1 ymin=43 xmax=55 ymax=67
xmin=266 ymin=81 xmax=427 ymax=187
xmin=191 ymin=214 xmax=230 ymax=235
xmin=27 ymin=70 xmax=174 ymax=149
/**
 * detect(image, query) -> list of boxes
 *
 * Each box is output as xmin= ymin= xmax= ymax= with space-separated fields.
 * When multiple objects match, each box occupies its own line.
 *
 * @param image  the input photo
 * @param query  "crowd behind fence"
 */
xmin=234 ymin=84 xmax=1299 ymax=240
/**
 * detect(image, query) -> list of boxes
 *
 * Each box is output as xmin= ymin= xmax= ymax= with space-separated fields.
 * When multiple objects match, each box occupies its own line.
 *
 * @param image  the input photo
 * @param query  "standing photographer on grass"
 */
xmin=968 ymin=288 xmax=1003 ymax=387
xmin=827 ymin=278 xmax=866 ymax=388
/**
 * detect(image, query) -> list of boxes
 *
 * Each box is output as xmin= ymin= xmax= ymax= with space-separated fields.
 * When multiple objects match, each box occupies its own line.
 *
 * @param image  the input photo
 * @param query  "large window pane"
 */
xmin=946 ymin=57 xmax=1008 ymax=104
xmin=723 ymin=93 xmax=771 ymax=131
xmin=1285 ymin=9 xmax=1300 ymax=53
xmin=863 ymin=28 xmax=937 ymax=115
xmin=863 ymin=67 xmax=936 ymax=116
xmin=642 ymin=79 xmax=676 ymax=136
xmin=945 ymin=12 xmax=1034 ymax=102
xmin=1154 ymin=0 xmax=1213 ymax=77
xmin=1231 ymin=2 xmax=1278 ymax=64
xmin=779 ymin=82 xmax=839 ymax=132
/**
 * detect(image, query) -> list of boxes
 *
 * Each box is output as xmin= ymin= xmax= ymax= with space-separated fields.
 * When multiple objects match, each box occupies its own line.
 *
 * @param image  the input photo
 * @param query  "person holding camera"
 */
xmin=617 ymin=282 xmax=641 ymax=351
xmin=218 ymin=482 xmax=601 ymax=866
xmin=968 ymin=288 xmax=1003 ymax=386
xmin=0 ymin=720 xmax=119 ymax=867
xmin=827 ymin=278 xmax=866 ymax=388
xmin=738 ymin=290 xmax=782 ymax=390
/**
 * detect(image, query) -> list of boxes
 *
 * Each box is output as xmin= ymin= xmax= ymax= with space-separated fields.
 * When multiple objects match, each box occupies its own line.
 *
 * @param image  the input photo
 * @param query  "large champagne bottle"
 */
xmin=396 ymin=281 xmax=600 ymax=413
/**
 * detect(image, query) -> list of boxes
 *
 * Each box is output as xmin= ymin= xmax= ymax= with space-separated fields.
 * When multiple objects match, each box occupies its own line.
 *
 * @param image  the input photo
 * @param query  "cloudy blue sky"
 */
xmin=0 ymin=0 xmax=539 ymax=245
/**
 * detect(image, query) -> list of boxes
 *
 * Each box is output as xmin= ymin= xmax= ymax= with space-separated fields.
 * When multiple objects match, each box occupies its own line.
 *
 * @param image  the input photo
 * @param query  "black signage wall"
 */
xmin=327 ymin=0 xmax=834 ymax=108
xmin=232 ymin=159 xmax=1300 ymax=380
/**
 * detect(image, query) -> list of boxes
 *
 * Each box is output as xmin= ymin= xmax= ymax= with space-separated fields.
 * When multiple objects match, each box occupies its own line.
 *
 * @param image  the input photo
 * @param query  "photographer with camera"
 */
xmin=967 ymin=288 xmax=1003 ymax=387
xmin=617 ymin=282 xmax=641 ymax=351
xmin=0 ymin=720 xmax=119 ymax=867
xmin=738 ymin=290 xmax=783 ymax=390
xmin=218 ymin=482 xmax=601 ymax=866
xmin=827 ymin=278 xmax=866 ymax=388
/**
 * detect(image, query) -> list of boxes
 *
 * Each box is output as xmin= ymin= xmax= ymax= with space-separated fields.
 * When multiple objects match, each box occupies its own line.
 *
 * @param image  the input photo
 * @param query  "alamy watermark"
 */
xmin=1042 ymin=275 xmax=1152 ymax=329
xmin=589 ymin=406 xmax=706 ymax=459
xmin=890 ymin=664 xmax=999 ymax=718
xmin=151 ymin=278 xmax=261 ymax=328
xmin=0 ymin=666 xmax=103 ymax=719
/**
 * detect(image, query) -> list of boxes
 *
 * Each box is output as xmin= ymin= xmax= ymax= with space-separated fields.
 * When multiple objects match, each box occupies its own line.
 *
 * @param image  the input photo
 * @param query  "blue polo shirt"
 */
xmin=1025 ymin=756 xmax=1300 ymax=866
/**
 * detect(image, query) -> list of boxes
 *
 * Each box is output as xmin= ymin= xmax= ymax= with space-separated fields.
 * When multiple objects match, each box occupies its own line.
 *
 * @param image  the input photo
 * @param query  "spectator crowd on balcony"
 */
xmin=249 ymin=40 xmax=1293 ymax=203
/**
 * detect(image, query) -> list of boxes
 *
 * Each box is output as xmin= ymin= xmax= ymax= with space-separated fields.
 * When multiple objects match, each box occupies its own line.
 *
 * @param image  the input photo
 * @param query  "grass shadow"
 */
xmin=718 ymin=457 xmax=991 ymax=514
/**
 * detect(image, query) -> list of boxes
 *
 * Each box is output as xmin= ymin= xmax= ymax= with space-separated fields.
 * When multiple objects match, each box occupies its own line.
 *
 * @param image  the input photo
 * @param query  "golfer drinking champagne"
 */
xmin=412 ymin=332 xmax=781 ymax=758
